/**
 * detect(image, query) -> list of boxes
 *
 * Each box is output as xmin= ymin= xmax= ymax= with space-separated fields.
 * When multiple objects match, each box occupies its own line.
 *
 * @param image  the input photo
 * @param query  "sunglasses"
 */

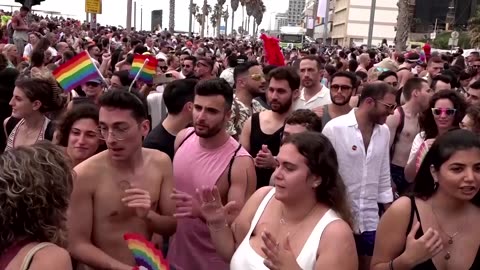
xmin=250 ymin=74 xmax=264 ymax=81
xmin=376 ymin=100 xmax=397 ymax=112
xmin=159 ymin=66 xmax=168 ymax=71
xmin=86 ymin=82 xmax=100 ymax=87
xmin=331 ymin=84 xmax=352 ymax=93
xmin=182 ymin=64 xmax=192 ymax=68
xmin=431 ymin=108 xmax=456 ymax=116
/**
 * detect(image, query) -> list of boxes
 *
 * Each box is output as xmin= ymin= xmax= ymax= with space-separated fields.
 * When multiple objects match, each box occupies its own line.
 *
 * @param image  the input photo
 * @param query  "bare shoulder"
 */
xmin=321 ymin=219 xmax=354 ymax=245
xmin=385 ymin=196 xmax=412 ymax=218
xmin=245 ymin=186 xmax=274 ymax=208
xmin=174 ymin=128 xmax=193 ymax=151
xmin=29 ymin=245 xmax=72 ymax=270
xmin=144 ymin=147 xmax=171 ymax=165
xmin=73 ymin=150 xmax=109 ymax=186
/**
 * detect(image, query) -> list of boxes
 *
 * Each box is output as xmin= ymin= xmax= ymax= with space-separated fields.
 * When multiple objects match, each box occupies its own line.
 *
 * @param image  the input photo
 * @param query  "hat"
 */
xmin=237 ymin=54 xmax=248 ymax=64
xmin=374 ymin=58 xmax=399 ymax=72
xmin=406 ymin=52 xmax=420 ymax=64
xmin=87 ymin=78 xmax=102 ymax=84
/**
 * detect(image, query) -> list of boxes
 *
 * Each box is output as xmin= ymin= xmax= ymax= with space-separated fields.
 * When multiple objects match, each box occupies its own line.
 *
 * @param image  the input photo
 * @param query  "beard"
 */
xmin=331 ymin=94 xmax=352 ymax=106
xmin=269 ymin=99 xmax=293 ymax=114
xmin=194 ymin=121 xmax=224 ymax=138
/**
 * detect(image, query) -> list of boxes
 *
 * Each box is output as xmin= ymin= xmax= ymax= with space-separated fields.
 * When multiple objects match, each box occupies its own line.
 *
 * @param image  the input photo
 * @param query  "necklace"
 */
xmin=430 ymin=201 xmax=466 ymax=260
xmin=279 ymin=203 xmax=318 ymax=226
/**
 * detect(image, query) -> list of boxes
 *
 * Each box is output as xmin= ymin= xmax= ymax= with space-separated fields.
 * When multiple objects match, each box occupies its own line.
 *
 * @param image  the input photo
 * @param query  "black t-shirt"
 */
xmin=143 ymin=123 xmax=176 ymax=161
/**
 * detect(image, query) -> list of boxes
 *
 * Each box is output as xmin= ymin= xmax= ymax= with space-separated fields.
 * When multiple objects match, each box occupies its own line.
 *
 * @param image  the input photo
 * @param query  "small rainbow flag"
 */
xmin=124 ymin=233 xmax=170 ymax=270
xmin=53 ymin=51 xmax=99 ymax=92
xmin=129 ymin=54 xmax=158 ymax=84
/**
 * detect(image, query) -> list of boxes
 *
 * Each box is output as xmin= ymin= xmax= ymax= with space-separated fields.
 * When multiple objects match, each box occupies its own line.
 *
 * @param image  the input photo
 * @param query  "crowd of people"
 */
xmin=0 ymin=5 xmax=479 ymax=270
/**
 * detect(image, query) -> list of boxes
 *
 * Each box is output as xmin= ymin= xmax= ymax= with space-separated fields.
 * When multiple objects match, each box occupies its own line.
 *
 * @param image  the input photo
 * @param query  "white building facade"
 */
xmin=331 ymin=0 xmax=398 ymax=46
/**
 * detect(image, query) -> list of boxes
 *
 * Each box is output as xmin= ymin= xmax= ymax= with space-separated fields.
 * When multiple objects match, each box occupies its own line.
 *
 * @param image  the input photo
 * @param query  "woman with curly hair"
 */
xmin=404 ymin=90 xmax=467 ymax=182
xmin=0 ymin=141 xmax=73 ymax=269
xmin=55 ymin=102 xmax=104 ymax=166
xmin=3 ymin=77 xmax=64 ymax=151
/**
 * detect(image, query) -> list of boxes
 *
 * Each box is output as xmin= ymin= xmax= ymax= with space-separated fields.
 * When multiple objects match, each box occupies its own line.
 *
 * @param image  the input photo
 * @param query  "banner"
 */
xmin=85 ymin=0 xmax=102 ymax=14
xmin=317 ymin=0 xmax=327 ymax=19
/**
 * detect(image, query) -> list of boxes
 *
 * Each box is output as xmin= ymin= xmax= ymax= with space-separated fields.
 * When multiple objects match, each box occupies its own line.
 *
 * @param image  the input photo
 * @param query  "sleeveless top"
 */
xmin=249 ymin=112 xmax=283 ymax=189
xmin=167 ymin=128 xmax=251 ymax=270
xmin=5 ymin=117 xmax=51 ymax=151
xmin=230 ymin=188 xmax=341 ymax=270
xmin=406 ymin=197 xmax=480 ymax=270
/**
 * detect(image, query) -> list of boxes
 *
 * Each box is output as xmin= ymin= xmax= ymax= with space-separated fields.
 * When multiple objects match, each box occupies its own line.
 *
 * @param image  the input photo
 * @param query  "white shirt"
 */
xmin=220 ymin=67 xmax=234 ymax=88
xmin=23 ymin=44 xmax=57 ymax=58
xmin=407 ymin=132 xmax=425 ymax=164
xmin=322 ymin=109 xmax=393 ymax=233
xmin=294 ymin=85 xmax=331 ymax=110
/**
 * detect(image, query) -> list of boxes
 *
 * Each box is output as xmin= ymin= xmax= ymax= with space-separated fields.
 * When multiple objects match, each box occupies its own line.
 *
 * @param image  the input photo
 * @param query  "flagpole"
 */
xmin=129 ymin=58 xmax=150 ymax=92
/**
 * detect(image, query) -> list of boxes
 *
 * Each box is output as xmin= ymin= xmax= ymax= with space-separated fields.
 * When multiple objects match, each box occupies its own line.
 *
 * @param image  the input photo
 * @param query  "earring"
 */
xmin=433 ymin=181 xmax=439 ymax=191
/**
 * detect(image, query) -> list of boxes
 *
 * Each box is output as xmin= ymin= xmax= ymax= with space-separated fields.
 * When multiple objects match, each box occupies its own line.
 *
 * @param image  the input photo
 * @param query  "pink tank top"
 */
xmin=167 ymin=128 xmax=250 ymax=270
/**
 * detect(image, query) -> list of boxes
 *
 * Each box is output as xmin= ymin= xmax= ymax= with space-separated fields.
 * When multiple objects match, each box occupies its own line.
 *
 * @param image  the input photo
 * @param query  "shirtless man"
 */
xmin=386 ymin=77 xmax=433 ymax=195
xmin=68 ymin=90 xmax=176 ymax=270
xmin=396 ymin=53 xmax=419 ymax=89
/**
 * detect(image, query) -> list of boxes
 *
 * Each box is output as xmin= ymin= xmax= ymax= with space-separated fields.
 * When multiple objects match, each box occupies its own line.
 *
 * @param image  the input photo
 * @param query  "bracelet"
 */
xmin=389 ymin=259 xmax=394 ymax=270
xmin=207 ymin=221 xmax=229 ymax=232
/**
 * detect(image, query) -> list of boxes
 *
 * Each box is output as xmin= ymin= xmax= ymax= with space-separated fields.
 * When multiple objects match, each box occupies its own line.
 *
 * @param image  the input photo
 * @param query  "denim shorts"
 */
xmin=354 ymin=231 xmax=376 ymax=256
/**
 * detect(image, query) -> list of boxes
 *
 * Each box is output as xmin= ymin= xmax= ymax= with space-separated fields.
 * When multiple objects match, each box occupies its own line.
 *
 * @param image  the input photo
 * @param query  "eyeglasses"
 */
xmin=431 ymin=108 xmax=456 ymax=116
xmin=331 ymin=84 xmax=352 ymax=93
xmin=250 ymin=74 xmax=265 ymax=81
xmin=97 ymin=126 xmax=130 ymax=141
xmin=376 ymin=100 xmax=397 ymax=112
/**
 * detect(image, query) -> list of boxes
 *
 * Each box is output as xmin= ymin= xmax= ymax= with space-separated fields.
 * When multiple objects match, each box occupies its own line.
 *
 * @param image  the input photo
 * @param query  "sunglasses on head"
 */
xmin=431 ymin=108 xmax=456 ymax=116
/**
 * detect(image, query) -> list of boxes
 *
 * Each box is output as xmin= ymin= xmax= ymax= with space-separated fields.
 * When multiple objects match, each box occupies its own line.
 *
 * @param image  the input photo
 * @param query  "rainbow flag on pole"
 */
xmin=53 ymin=51 xmax=99 ymax=92
xmin=129 ymin=54 xmax=158 ymax=84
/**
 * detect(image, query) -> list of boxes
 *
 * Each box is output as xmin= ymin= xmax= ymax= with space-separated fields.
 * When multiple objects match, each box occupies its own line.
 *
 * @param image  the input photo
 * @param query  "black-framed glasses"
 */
xmin=331 ymin=84 xmax=352 ymax=93
xmin=97 ymin=126 xmax=130 ymax=141
xmin=182 ymin=64 xmax=192 ymax=68
xmin=431 ymin=108 xmax=456 ymax=116
xmin=86 ymin=82 xmax=100 ymax=87
xmin=376 ymin=100 xmax=397 ymax=112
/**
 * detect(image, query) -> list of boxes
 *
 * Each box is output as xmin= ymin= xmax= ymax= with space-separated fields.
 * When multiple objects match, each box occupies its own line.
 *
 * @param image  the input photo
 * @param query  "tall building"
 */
xmin=288 ymin=0 xmax=306 ymax=26
xmin=331 ymin=0 xmax=398 ymax=46
xmin=275 ymin=13 xmax=289 ymax=30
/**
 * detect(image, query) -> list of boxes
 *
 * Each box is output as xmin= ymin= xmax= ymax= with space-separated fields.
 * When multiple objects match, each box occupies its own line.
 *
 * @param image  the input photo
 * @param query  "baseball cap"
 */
xmin=406 ymin=53 xmax=420 ymax=64
xmin=86 ymin=78 xmax=102 ymax=84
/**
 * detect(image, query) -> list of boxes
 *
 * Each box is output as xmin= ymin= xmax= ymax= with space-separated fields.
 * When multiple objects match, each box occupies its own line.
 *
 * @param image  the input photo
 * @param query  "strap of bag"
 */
xmin=20 ymin=243 xmax=53 ymax=270
xmin=389 ymin=106 xmax=405 ymax=160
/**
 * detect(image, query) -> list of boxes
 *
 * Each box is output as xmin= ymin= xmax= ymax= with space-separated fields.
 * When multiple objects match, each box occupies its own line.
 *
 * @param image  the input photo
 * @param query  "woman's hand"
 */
xmin=261 ymin=231 xmax=301 ymax=270
xmin=402 ymin=222 xmax=443 ymax=266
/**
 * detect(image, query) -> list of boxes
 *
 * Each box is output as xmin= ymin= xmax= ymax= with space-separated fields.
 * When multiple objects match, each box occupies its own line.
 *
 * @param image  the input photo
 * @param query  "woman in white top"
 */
xmin=197 ymin=131 xmax=358 ymax=270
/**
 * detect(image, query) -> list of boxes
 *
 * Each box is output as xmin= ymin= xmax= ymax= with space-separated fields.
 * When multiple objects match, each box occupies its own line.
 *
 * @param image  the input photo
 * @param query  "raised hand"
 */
xmin=197 ymin=186 xmax=236 ymax=226
xmin=402 ymin=222 xmax=444 ymax=266
xmin=171 ymin=188 xmax=201 ymax=219
xmin=255 ymin=145 xmax=277 ymax=169
xmin=122 ymin=187 xmax=151 ymax=219
xmin=261 ymin=231 xmax=301 ymax=270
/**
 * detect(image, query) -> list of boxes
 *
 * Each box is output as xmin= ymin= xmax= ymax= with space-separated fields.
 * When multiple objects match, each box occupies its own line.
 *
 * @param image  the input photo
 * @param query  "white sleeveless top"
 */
xmin=230 ymin=188 xmax=340 ymax=270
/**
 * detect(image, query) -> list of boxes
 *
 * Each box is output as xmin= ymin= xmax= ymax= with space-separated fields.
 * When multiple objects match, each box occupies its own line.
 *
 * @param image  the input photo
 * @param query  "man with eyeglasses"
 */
xmin=68 ymin=90 xmax=176 ymax=270
xmin=321 ymin=71 xmax=357 ymax=125
xmin=82 ymin=78 xmax=105 ymax=105
xmin=386 ymin=77 xmax=433 ymax=196
xmin=323 ymin=82 xmax=396 ymax=270
xmin=227 ymin=61 xmax=266 ymax=139
xmin=195 ymin=57 xmax=215 ymax=81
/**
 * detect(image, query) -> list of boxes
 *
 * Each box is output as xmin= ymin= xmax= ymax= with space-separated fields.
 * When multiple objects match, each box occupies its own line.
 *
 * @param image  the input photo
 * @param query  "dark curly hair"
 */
xmin=283 ymin=131 xmax=354 ymax=228
xmin=419 ymin=90 xmax=467 ymax=139
xmin=0 ymin=141 xmax=73 ymax=253
xmin=56 ymin=103 xmax=99 ymax=147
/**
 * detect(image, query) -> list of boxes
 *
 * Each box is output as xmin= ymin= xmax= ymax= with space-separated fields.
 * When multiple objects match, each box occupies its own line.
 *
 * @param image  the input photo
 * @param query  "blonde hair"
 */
xmin=0 ymin=141 xmax=73 ymax=253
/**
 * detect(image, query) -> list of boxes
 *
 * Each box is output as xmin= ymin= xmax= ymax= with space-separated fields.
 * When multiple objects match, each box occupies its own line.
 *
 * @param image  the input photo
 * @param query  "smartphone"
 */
xmin=154 ymin=73 xmax=175 ymax=85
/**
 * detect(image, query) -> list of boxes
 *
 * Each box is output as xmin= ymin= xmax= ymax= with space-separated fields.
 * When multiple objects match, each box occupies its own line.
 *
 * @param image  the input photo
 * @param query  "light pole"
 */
xmin=134 ymin=1 xmax=137 ymax=30
xmin=367 ymin=0 xmax=376 ymax=48
xmin=323 ymin=0 xmax=329 ymax=44
xmin=127 ymin=0 xmax=132 ymax=33
xmin=189 ymin=0 xmax=194 ymax=36
xmin=140 ymin=5 xmax=143 ymax=31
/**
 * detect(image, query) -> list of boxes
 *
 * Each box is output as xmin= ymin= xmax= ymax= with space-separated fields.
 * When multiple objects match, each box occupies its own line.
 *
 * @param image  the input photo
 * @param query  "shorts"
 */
xmin=391 ymin=163 xmax=409 ymax=195
xmin=354 ymin=231 xmax=376 ymax=256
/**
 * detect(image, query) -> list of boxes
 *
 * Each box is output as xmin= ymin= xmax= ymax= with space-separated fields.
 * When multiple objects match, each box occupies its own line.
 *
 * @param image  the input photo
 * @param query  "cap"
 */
xmin=406 ymin=53 xmax=420 ymax=64
xmin=237 ymin=54 xmax=248 ymax=64
xmin=87 ymin=78 xmax=102 ymax=84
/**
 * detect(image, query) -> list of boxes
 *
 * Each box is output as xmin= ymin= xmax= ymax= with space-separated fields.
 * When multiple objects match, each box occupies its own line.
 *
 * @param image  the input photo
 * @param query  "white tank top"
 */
xmin=230 ymin=188 xmax=340 ymax=270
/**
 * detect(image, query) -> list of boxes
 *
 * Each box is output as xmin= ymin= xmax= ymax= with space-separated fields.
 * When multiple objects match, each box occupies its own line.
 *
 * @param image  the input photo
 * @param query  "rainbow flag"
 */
xmin=129 ymin=54 xmax=158 ymax=84
xmin=53 ymin=51 xmax=99 ymax=92
xmin=124 ymin=233 xmax=169 ymax=270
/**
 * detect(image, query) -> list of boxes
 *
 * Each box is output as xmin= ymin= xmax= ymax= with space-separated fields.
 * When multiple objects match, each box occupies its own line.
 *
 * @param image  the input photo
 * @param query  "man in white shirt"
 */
xmin=294 ymin=56 xmax=331 ymax=112
xmin=322 ymin=82 xmax=396 ymax=270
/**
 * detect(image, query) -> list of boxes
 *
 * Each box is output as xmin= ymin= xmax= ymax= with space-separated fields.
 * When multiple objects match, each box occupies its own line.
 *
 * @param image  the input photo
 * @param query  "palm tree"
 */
xmin=222 ymin=7 xmax=230 ymax=36
xmin=200 ymin=1 xmax=212 ymax=37
xmin=211 ymin=3 xmax=221 ymax=37
xmin=245 ymin=0 xmax=256 ymax=35
xmin=211 ymin=12 xmax=219 ymax=37
xmin=190 ymin=2 xmax=200 ymax=34
xmin=395 ymin=0 xmax=410 ymax=51
xmin=230 ymin=0 xmax=239 ymax=35
xmin=469 ymin=8 xmax=480 ymax=48
xmin=169 ymin=0 xmax=175 ymax=33
xmin=253 ymin=1 xmax=266 ymax=37
xmin=240 ymin=0 xmax=247 ymax=36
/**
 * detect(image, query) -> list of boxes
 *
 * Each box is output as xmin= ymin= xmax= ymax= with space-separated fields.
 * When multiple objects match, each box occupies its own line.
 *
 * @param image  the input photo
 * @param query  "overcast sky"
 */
xmin=1 ymin=0 xmax=288 ymax=34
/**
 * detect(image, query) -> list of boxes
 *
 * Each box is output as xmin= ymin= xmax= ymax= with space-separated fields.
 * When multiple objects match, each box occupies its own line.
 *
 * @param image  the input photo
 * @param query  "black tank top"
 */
xmin=406 ymin=197 xmax=480 ymax=270
xmin=249 ymin=112 xmax=283 ymax=189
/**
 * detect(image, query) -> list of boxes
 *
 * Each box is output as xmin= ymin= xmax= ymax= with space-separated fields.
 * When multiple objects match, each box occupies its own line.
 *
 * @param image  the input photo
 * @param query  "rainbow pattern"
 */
xmin=124 ymin=233 xmax=170 ymax=270
xmin=415 ymin=141 xmax=430 ymax=172
xmin=53 ymin=51 xmax=99 ymax=92
xmin=129 ymin=54 xmax=158 ymax=84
